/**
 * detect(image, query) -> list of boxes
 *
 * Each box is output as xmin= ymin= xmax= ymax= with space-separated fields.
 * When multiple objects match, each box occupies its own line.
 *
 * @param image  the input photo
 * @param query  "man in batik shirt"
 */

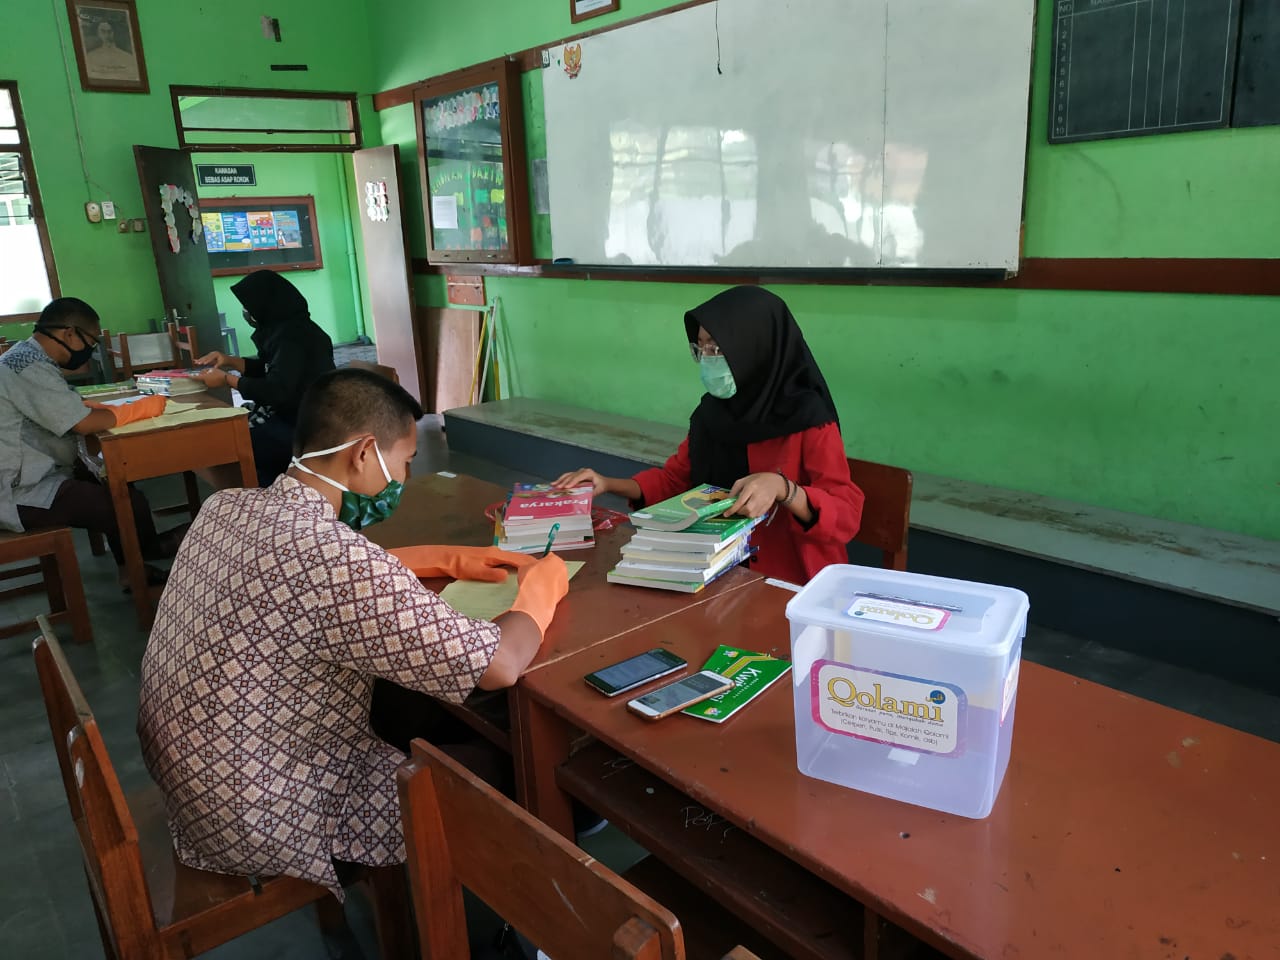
xmin=138 ymin=368 xmax=568 ymax=895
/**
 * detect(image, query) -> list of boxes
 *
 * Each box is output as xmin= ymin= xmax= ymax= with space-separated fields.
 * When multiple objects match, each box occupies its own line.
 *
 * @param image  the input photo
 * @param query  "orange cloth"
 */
xmin=388 ymin=544 xmax=536 ymax=583
xmin=509 ymin=553 xmax=570 ymax=636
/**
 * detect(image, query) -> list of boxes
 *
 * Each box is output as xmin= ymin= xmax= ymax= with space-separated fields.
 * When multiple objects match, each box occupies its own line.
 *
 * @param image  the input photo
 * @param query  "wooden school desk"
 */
xmin=96 ymin=393 xmax=255 ymax=627
xmin=517 ymin=581 xmax=1280 ymax=960
xmin=364 ymin=471 xmax=762 ymax=750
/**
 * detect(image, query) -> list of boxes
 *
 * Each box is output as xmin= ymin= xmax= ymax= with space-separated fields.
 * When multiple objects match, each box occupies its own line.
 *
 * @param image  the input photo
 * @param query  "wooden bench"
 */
xmin=0 ymin=528 xmax=91 ymax=644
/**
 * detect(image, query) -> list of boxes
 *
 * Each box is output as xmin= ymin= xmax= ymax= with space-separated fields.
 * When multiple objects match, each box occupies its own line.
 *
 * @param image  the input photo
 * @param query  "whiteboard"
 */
xmin=542 ymin=0 xmax=1034 ymax=271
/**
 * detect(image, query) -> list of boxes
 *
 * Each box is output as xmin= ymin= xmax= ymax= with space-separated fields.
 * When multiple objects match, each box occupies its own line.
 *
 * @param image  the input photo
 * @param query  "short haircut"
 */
xmin=293 ymin=367 xmax=424 ymax=455
xmin=37 ymin=297 xmax=101 ymax=333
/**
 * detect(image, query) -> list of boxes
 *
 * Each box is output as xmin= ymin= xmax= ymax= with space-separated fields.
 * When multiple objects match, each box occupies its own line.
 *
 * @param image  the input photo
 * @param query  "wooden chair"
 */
xmin=166 ymin=321 xmax=199 ymax=367
xmin=847 ymin=457 xmax=913 ymax=571
xmin=398 ymin=738 xmax=764 ymax=960
xmin=100 ymin=330 xmax=178 ymax=382
xmin=348 ymin=358 xmax=400 ymax=384
xmin=1 ymin=529 xmax=91 ymax=644
xmin=33 ymin=618 xmax=414 ymax=960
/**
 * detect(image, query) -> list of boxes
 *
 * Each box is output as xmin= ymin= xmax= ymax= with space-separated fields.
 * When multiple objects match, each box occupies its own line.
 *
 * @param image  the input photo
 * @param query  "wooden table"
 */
xmin=96 ymin=392 xmax=255 ymax=627
xmin=518 ymin=581 xmax=1280 ymax=960
xmin=364 ymin=471 xmax=762 ymax=770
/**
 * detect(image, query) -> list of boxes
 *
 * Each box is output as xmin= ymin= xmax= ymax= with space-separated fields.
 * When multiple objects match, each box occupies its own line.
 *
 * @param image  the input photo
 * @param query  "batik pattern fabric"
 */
xmin=138 ymin=475 xmax=499 ymax=896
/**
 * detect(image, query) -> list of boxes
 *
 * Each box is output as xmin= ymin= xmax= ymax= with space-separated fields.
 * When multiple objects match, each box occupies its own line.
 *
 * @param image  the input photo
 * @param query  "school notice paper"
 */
xmin=440 ymin=561 xmax=585 ymax=621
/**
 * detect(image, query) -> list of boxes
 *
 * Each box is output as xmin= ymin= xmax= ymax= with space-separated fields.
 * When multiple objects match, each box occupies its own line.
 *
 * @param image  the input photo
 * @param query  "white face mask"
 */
xmin=291 ymin=438 xmax=402 ymax=530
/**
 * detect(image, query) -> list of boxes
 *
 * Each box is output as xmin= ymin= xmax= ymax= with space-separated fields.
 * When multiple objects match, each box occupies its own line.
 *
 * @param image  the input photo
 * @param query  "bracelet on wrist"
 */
xmin=776 ymin=470 xmax=797 ymax=507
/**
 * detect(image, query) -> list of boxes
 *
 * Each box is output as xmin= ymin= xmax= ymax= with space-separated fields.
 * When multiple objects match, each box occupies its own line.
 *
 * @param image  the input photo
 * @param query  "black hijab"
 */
xmin=685 ymin=286 xmax=839 ymax=489
xmin=231 ymin=270 xmax=313 ymax=355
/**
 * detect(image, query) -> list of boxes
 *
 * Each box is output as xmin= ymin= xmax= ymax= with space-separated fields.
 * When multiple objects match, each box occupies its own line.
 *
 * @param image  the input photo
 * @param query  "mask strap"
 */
xmin=290 ymin=437 xmax=364 ymax=494
xmin=372 ymin=443 xmax=393 ymax=486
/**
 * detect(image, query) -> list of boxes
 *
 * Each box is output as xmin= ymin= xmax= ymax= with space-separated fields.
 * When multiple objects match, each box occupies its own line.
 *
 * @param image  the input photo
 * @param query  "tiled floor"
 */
xmin=1 ymin=416 xmax=1276 ymax=958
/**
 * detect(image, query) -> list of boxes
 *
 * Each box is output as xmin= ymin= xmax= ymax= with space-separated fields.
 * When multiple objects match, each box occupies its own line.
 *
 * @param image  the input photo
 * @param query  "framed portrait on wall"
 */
xmin=570 ymin=0 xmax=620 ymax=24
xmin=66 ymin=0 xmax=149 ymax=94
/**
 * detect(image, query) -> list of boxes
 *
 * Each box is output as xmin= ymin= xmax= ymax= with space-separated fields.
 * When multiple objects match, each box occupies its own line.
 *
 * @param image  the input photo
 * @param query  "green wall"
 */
xmin=5 ymin=0 xmax=374 ymax=335
xmin=375 ymin=0 xmax=1280 ymax=541
xmin=198 ymin=152 xmax=367 ymax=353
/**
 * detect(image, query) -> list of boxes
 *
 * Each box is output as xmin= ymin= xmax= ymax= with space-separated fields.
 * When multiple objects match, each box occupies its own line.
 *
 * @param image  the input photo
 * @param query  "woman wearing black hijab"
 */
xmin=196 ymin=270 xmax=335 ymax=486
xmin=554 ymin=286 xmax=863 ymax=584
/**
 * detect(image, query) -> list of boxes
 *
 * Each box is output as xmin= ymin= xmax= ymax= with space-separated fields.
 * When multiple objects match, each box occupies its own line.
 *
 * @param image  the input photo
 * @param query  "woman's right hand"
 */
xmin=552 ymin=467 xmax=611 ymax=495
xmin=195 ymin=350 xmax=229 ymax=369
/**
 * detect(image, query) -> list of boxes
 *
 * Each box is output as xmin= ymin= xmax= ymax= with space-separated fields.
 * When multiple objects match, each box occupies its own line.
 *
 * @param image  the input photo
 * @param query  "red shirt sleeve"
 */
xmin=795 ymin=423 xmax=864 ymax=545
xmin=632 ymin=436 xmax=693 ymax=507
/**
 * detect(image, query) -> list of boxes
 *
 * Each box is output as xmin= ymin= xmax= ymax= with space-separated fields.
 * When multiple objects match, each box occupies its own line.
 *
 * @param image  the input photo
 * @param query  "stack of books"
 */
xmin=493 ymin=482 xmax=595 ymax=554
xmin=135 ymin=369 xmax=209 ymax=397
xmin=607 ymin=484 xmax=761 ymax=593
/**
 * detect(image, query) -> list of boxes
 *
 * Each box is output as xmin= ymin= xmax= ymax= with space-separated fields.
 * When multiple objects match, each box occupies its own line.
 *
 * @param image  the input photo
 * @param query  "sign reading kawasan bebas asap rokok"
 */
xmin=812 ymin=661 xmax=966 ymax=756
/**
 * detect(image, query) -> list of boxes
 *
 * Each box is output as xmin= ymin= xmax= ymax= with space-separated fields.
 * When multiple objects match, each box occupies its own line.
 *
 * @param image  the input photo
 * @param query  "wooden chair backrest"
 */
xmin=847 ymin=457 xmax=913 ymax=571
xmin=347 ymin=358 xmax=400 ymax=384
xmin=33 ymin=617 xmax=159 ymax=957
xmin=166 ymin=321 xmax=199 ymax=366
xmin=99 ymin=329 xmax=133 ymax=381
xmin=397 ymin=738 xmax=686 ymax=960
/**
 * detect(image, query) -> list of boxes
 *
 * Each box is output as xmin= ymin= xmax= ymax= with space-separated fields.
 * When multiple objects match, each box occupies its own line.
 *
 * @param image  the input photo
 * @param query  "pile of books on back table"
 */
xmin=607 ymin=484 xmax=761 ymax=593
xmin=134 ymin=368 xmax=209 ymax=397
xmin=494 ymin=482 xmax=595 ymax=554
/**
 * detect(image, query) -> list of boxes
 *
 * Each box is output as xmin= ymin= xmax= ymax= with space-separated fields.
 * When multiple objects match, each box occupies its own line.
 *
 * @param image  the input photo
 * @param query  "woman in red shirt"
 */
xmin=554 ymin=286 xmax=863 ymax=584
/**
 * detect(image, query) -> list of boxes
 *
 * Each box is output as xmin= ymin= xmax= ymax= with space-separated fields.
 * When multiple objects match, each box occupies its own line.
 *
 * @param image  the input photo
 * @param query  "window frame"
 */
xmin=170 ymin=85 xmax=362 ymax=153
xmin=0 ymin=80 xmax=60 ymax=324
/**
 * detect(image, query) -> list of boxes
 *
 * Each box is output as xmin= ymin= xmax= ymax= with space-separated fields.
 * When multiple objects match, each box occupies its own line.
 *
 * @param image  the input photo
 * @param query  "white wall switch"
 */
xmin=101 ymin=201 xmax=116 ymax=220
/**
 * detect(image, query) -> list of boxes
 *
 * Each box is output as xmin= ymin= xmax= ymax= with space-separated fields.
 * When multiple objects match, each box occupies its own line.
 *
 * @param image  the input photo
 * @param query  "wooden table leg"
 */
xmin=511 ymin=686 xmax=574 ymax=839
xmin=102 ymin=445 xmax=152 ymax=628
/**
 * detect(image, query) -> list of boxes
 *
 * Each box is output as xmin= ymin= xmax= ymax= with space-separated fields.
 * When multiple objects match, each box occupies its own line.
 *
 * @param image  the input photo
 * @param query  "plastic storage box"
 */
xmin=786 ymin=564 xmax=1029 ymax=818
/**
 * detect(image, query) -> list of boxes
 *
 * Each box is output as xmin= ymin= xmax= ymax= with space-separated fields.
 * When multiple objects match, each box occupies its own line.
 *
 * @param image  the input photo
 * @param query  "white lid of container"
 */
xmin=785 ymin=564 xmax=1029 ymax=656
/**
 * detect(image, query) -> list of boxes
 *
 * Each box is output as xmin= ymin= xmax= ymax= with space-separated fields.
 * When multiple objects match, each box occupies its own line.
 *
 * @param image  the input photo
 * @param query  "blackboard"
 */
xmin=199 ymin=195 xmax=322 ymax=277
xmin=1233 ymin=0 xmax=1280 ymax=126
xmin=1050 ymin=0 xmax=1242 ymax=143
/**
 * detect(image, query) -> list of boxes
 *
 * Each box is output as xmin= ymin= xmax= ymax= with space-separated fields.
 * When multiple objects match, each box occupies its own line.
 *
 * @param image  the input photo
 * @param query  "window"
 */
xmin=0 ymin=82 xmax=57 ymax=320
xmin=172 ymin=86 xmax=361 ymax=152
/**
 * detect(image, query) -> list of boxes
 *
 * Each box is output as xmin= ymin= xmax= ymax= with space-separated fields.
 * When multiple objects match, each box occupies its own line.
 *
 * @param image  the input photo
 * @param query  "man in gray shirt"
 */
xmin=1 ymin=298 xmax=181 ymax=587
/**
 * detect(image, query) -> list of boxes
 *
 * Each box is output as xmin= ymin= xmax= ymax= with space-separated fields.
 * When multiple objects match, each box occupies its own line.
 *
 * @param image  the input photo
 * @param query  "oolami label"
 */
xmin=812 ymin=661 xmax=966 ymax=756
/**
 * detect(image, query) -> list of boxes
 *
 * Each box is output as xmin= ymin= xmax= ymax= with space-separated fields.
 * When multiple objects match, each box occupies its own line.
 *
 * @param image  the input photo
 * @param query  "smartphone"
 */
xmin=583 ymin=648 xmax=687 ymax=697
xmin=626 ymin=671 xmax=733 ymax=720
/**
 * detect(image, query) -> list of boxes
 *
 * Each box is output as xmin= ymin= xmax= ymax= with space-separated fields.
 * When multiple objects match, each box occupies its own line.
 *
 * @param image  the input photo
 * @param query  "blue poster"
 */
xmin=221 ymin=211 xmax=252 ymax=251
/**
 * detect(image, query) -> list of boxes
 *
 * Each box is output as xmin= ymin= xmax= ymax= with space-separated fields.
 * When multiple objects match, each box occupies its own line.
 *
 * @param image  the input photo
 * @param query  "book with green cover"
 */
xmin=629 ymin=484 xmax=737 ymax=532
xmin=682 ymin=645 xmax=791 ymax=723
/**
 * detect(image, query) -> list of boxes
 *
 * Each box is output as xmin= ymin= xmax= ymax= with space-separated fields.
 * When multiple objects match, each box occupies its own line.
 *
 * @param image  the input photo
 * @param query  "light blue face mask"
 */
xmin=699 ymin=355 xmax=737 ymax=399
xmin=290 ymin=437 xmax=403 ymax=531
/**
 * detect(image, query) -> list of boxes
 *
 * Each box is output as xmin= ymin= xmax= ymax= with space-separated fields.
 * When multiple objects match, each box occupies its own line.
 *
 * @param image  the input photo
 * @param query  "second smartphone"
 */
xmin=627 ymin=671 xmax=732 ymax=720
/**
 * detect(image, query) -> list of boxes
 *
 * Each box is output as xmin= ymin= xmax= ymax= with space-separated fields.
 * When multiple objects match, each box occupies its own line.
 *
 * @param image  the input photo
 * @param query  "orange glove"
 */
xmin=508 ymin=553 xmax=570 ymax=636
xmin=388 ymin=544 xmax=536 ymax=583
xmin=106 ymin=395 xmax=168 ymax=426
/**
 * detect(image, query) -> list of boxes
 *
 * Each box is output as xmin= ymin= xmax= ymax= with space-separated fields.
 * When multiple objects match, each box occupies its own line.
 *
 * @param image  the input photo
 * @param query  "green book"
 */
xmin=682 ymin=645 xmax=792 ymax=723
xmin=629 ymin=484 xmax=737 ymax=532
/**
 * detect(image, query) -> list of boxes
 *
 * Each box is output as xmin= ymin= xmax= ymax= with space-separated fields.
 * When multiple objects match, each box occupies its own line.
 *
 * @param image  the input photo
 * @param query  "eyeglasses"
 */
xmin=689 ymin=342 xmax=724 ymax=361
xmin=44 ymin=325 xmax=98 ymax=349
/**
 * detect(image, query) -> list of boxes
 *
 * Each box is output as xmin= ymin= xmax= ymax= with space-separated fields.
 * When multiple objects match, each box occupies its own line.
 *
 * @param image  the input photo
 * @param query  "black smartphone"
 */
xmin=583 ymin=648 xmax=687 ymax=697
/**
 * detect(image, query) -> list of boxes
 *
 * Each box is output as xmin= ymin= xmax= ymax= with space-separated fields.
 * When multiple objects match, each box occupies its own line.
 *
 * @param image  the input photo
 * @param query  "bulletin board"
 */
xmin=200 ymin=195 xmax=322 ymax=277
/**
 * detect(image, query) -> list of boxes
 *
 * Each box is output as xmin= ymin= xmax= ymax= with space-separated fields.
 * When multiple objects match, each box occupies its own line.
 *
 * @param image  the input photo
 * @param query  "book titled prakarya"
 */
xmin=681 ymin=645 xmax=791 ymax=723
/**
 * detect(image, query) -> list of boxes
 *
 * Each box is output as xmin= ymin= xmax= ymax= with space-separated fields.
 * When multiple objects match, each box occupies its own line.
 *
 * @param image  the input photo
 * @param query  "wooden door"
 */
xmin=352 ymin=145 xmax=426 ymax=404
xmin=132 ymin=146 xmax=223 ymax=359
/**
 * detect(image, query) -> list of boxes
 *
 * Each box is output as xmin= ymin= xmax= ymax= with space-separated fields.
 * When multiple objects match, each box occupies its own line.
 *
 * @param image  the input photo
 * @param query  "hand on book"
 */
xmin=551 ymin=467 xmax=609 ymax=495
xmin=723 ymin=472 xmax=789 ymax=518
xmin=388 ymin=544 xmax=536 ymax=582
xmin=509 ymin=553 xmax=570 ymax=637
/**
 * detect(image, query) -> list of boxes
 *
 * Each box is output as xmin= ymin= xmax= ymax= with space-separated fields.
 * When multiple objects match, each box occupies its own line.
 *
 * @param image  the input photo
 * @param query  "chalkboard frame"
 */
xmin=199 ymin=194 xmax=323 ymax=277
xmin=413 ymin=58 xmax=533 ymax=265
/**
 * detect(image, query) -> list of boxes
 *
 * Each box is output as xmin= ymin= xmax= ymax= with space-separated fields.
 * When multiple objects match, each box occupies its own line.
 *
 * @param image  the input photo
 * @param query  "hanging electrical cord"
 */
xmin=51 ymin=0 xmax=111 ymax=202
